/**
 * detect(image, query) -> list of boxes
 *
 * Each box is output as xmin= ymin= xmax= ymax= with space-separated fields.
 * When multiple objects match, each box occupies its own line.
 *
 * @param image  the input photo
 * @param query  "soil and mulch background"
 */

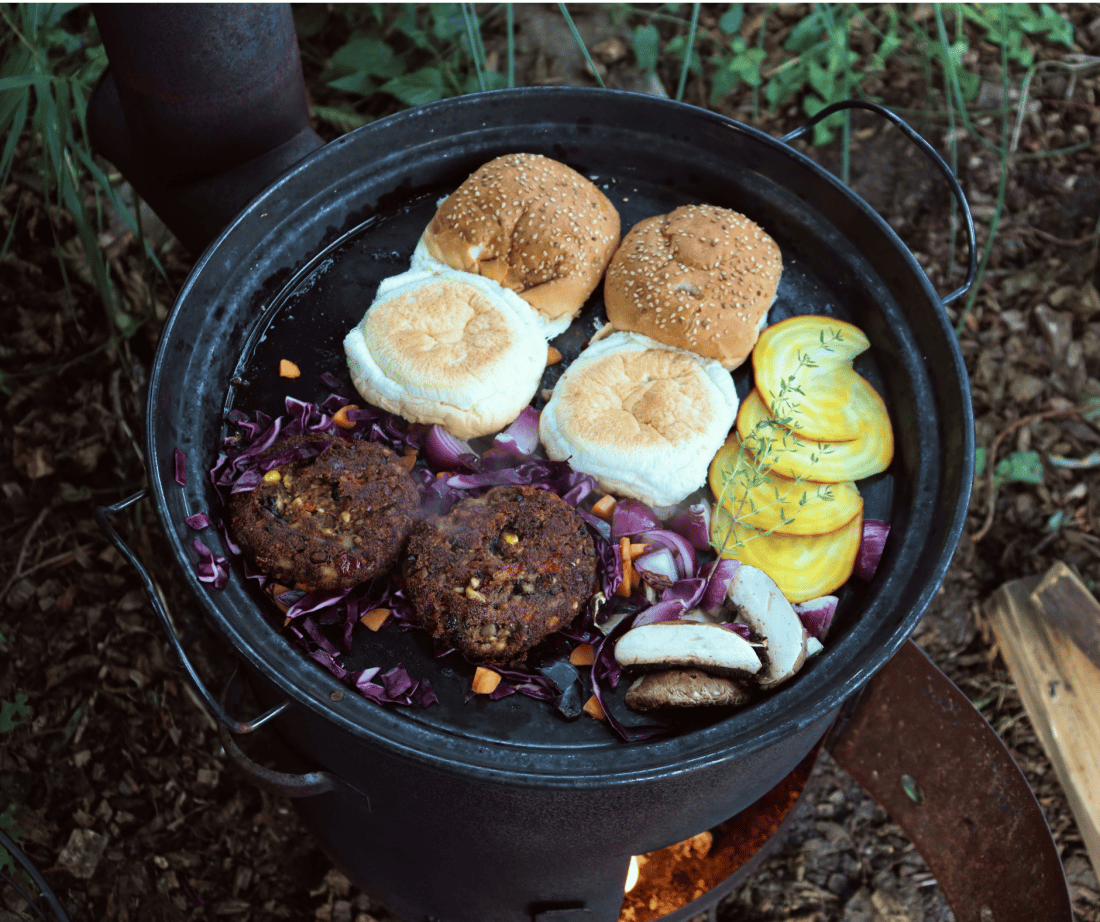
xmin=3 ymin=4 xmax=1100 ymax=921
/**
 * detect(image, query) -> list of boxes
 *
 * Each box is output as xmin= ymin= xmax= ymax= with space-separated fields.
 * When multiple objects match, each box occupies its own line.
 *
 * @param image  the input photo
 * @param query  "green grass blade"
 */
xmin=506 ymin=3 xmax=515 ymax=89
xmin=675 ymin=3 xmax=700 ymax=102
xmin=557 ymin=3 xmax=605 ymax=89
xmin=461 ymin=3 xmax=486 ymax=91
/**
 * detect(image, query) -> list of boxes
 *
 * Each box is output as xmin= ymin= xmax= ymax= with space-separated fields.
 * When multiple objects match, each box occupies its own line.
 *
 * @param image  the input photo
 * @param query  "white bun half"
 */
xmin=539 ymin=331 xmax=738 ymax=509
xmin=409 ymin=236 xmax=574 ymax=340
xmin=344 ymin=269 xmax=547 ymax=439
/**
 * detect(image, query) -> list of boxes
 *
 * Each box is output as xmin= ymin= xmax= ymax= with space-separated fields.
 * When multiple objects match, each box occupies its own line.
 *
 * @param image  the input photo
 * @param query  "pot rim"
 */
xmin=148 ymin=86 xmax=974 ymax=786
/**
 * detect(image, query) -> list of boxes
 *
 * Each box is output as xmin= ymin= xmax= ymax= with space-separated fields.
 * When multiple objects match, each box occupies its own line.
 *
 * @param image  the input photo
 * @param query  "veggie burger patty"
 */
xmin=227 ymin=434 xmax=420 ymax=591
xmin=402 ymin=485 xmax=598 ymax=664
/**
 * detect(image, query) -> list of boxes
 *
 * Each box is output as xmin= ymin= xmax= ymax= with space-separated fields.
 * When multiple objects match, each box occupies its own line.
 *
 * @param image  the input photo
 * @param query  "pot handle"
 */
xmin=216 ymin=666 xmax=364 ymax=801
xmin=779 ymin=99 xmax=978 ymax=307
xmin=95 ymin=490 xmax=290 ymax=735
xmin=827 ymin=640 xmax=1073 ymax=922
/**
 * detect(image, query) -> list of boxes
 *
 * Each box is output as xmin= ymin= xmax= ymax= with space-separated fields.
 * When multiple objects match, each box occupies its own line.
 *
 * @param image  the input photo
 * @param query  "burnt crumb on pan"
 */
xmin=227 ymin=434 xmax=420 ymax=591
xmin=402 ymin=485 xmax=598 ymax=665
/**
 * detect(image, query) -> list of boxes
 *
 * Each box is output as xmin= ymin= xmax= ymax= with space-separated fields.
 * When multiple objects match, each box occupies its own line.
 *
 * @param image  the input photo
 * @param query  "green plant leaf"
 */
xmin=710 ymin=64 xmax=742 ymax=104
xmin=974 ymin=446 xmax=987 ymax=478
xmin=994 ymin=450 xmax=1044 ymax=488
xmin=0 ymin=693 xmax=30 ymax=734
xmin=718 ymin=6 xmax=743 ymax=35
xmin=381 ymin=67 xmax=447 ymax=106
xmin=632 ymin=24 xmax=660 ymax=73
xmin=430 ymin=3 xmax=466 ymax=42
xmin=462 ymin=71 xmax=508 ymax=95
xmin=329 ymin=32 xmax=397 ymax=77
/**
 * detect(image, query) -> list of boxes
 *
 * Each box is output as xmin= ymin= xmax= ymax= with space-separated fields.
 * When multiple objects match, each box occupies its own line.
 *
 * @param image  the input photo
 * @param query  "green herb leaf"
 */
xmin=0 ymin=693 xmax=30 ymax=734
xmin=994 ymin=450 xmax=1044 ymax=488
xmin=381 ymin=67 xmax=447 ymax=106
xmin=632 ymin=24 xmax=660 ymax=73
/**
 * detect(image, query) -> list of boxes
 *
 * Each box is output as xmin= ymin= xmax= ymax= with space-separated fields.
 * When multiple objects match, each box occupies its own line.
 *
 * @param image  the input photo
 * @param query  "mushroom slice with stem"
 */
xmin=625 ymin=669 xmax=752 ymax=711
xmin=725 ymin=564 xmax=807 ymax=688
xmin=614 ymin=621 xmax=762 ymax=678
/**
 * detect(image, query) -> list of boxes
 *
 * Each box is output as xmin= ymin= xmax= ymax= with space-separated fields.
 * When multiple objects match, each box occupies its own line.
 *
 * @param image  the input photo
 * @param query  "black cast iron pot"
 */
xmin=101 ymin=87 xmax=994 ymax=922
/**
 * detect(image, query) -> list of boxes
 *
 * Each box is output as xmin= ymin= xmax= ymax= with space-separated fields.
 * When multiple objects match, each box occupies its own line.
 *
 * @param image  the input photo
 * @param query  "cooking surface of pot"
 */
xmin=150 ymin=88 xmax=972 ymax=782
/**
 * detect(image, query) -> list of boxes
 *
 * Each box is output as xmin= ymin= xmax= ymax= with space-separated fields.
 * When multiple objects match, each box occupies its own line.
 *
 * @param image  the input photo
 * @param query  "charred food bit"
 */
xmin=402 ymin=485 xmax=598 ymax=665
xmin=227 ymin=434 xmax=420 ymax=591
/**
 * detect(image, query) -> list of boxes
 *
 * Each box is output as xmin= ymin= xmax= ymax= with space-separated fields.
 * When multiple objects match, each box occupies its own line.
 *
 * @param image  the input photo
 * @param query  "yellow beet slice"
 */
xmin=736 ymin=388 xmax=893 ymax=483
xmin=709 ymin=434 xmax=863 ymax=535
xmin=753 ymin=315 xmax=872 ymax=442
xmin=710 ymin=504 xmax=862 ymax=603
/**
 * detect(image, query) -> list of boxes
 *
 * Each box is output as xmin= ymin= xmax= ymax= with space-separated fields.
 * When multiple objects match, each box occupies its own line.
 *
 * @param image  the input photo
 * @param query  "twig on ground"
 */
xmin=973 ymin=402 xmax=1100 ymax=543
xmin=0 ymin=505 xmax=49 ymax=601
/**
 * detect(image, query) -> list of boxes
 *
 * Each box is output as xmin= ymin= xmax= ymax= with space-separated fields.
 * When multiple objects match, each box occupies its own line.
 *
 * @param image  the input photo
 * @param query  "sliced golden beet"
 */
xmin=710 ymin=505 xmax=863 ymax=603
xmin=736 ymin=388 xmax=893 ymax=483
xmin=708 ymin=434 xmax=863 ymax=535
xmin=753 ymin=315 xmax=871 ymax=442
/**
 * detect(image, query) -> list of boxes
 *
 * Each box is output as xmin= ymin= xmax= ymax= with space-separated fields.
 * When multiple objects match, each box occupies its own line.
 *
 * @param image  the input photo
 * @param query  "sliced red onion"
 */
xmin=491 ymin=406 xmax=540 ymax=456
xmin=855 ymin=519 xmax=890 ymax=581
xmin=631 ymin=598 xmax=688 ymax=627
xmin=721 ymin=621 xmax=753 ymax=639
xmin=636 ymin=528 xmax=696 ymax=579
xmin=661 ymin=577 xmax=706 ymax=610
xmin=668 ymin=502 xmax=712 ymax=551
xmin=174 ymin=448 xmax=187 ymax=486
xmin=794 ymin=595 xmax=838 ymax=641
xmin=610 ymin=498 xmax=663 ymax=540
xmin=700 ymin=558 xmax=741 ymax=615
xmin=184 ymin=512 xmax=213 ymax=530
xmin=633 ymin=548 xmax=679 ymax=589
xmin=424 ymin=424 xmax=476 ymax=470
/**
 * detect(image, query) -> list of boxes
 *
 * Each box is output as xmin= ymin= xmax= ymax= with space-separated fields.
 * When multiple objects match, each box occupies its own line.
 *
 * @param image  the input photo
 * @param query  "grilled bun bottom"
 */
xmin=604 ymin=204 xmax=782 ymax=370
xmin=539 ymin=331 xmax=739 ymax=510
xmin=344 ymin=269 xmax=547 ymax=439
xmin=413 ymin=152 xmax=620 ymax=337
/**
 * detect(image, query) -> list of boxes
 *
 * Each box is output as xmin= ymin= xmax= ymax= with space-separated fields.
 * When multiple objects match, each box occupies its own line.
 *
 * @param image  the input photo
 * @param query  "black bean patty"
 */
xmin=402 ymin=485 xmax=598 ymax=664
xmin=227 ymin=435 xmax=420 ymax=591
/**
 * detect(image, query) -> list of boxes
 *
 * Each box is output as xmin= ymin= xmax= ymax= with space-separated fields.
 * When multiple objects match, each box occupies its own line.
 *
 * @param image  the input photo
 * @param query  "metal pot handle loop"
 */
xmin=780 ymin=99 xmax=978 ymax=307
xmin=95 ymin=490 xmax=290 ymax=734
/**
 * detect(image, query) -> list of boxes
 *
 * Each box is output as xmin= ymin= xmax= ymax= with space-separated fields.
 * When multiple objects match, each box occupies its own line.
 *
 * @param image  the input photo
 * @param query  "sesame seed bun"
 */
xmin=604 ymin=204 xmax=782 ymax=370
xmin=539 ymin=331 xmax=738 ymax=510
xmin=414 ymin=153 xmax=621 ymax=337
xmin=344 ymin=269 xmax=547 ymax=439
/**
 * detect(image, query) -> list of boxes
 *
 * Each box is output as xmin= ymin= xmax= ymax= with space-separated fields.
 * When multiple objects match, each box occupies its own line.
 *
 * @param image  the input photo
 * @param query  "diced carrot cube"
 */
xmin=471 ymin=666 xmax=502 ymax=695
xmin=582 ymin=694 xmax=606 ymax=720
xmin=569 ymin=644 xmax=596 ymax=667
xmin=359 ymin=608 xmax=390 ymax=632
xmin=332 ymin=404 xmax=358 ymax=429
xmin=279 ymin=359 xmax=300 ymax=378
xmin=591 ymin=494 xmax=617 ymax=521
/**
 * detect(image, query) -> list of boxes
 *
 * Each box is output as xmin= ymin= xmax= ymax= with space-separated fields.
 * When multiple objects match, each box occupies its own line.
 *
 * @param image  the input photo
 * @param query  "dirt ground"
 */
xmin=3 ymin=5 xmax=1100 ymax=921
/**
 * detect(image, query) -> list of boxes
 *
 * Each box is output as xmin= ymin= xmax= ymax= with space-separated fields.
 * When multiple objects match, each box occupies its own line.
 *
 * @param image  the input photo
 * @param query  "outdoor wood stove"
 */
xmin=90 ymin=6 xmax=1074 ymax=922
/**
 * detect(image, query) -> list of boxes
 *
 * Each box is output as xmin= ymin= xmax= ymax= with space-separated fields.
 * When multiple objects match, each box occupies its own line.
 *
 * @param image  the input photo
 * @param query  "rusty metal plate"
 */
xmin=829 ymin=640 xmax=1072 ymax=922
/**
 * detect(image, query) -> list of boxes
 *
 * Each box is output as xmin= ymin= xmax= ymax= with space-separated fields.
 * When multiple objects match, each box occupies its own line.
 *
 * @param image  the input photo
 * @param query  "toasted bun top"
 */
xmin=604 ymin=204 xmax=782 ymax=370
xmin=419 ymin=153 xmax=620 ymax=327
xmin=343 ymin=269 xmax=546 ymax=440
xmin=539 ymin=331 xmax=738 ymax=510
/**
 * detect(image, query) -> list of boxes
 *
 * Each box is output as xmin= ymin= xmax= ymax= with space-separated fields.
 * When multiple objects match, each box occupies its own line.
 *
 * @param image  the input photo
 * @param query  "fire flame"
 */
xmin=624 ymin=856 xmax=640 ymax=893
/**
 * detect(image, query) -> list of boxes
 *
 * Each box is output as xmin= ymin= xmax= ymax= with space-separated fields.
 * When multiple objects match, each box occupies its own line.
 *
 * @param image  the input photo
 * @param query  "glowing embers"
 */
xmin=618 ymin=741 xmax=820 ymax=921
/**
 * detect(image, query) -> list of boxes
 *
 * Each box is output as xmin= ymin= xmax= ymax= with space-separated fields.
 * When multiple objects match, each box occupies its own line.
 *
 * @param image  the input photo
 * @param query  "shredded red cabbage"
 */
xmin=186 ymin=371 xmax=889 ymax=740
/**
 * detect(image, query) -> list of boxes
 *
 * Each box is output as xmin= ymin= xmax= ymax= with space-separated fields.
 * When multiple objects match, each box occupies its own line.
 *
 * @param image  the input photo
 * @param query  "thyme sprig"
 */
xmin=711 ymin=326 xmax=846 ymax=557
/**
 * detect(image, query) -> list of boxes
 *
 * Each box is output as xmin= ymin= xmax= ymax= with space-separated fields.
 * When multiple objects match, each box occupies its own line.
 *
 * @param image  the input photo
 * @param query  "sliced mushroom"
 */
xmin=725 ymin=565 xmax=807 ymax=688
xmin=805 ymin=634 xmax=825 ymax=658
xmin=625 ymin=669 xmax=752 ymax=711
xmin=614 ymin=621 xmax=762 ymax=678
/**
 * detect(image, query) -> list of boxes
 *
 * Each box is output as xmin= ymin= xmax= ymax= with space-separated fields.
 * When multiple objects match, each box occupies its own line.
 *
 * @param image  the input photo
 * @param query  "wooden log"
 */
xmin=984 ymin=565 xmax=1100 ymax=879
